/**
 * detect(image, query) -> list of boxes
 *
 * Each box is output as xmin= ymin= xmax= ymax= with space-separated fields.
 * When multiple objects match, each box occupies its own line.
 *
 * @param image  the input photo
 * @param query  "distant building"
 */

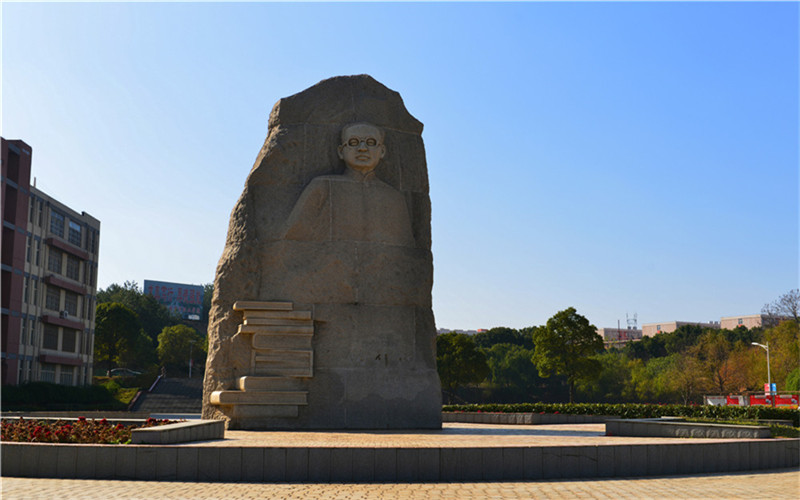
xmin=2 ymin=138 xmax=101 ymax=386
xmin=436 ymin=328 xmax=485 ymax=336
xmin=597 ymin=327 xmax=643 ymax=348
xmin=143 ymin=280 xmax=203 ymax=320
xmin=641 ymin=320 xmax=720 ymax=337
xmin=719 ymin=314 xmax=786 ymax=330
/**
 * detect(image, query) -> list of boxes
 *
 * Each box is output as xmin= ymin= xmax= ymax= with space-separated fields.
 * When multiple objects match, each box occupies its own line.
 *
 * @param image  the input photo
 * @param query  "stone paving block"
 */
xmin=286 ymin=448 xmax=309 ymax=481
xmin=766 ymin=441 xmax=781 ymax=470
xmin=629 ymin=445 xmax=647 ymax=476
xmin=396 ymin=448 xmax=419 ymax=481
xmin=95 ymin=446 xmax=117 ymax=479
xmin=596 ymin=445 xmax=614 ymax=477
xmin=155 ymin=447 xmax=177 ymax=481
xmin=573 ymin=445 xmax=598 ymax=479
xmin=523 ymin=447 xmax=542 ymax=479
xmin=36 ymin=445 xmax=58 ymax=478
xmin=417 ymin=448 xmax=439 ymax=481
xmin=264 ymin=447 xmax=287 ymax=481
xmin=502 ymin=447 xmax=524 ymax=480
xmin=351 ymin=448 xmax=375 ymax=482
xmin=462 ymin=447 xmax=483 ymax=480
xmin=241 ymin=448 xmax=264 ymax=482
xmin=681 ymin=444 xmax=702 ymax=474
xmin=613 ymin=445 xmax=632 ymax=476
xmin=134 ymin=447 xmax=157 ymax=480
xmin=2 ymin=444 xmax=21 ymax=477
xmin=219 ymin=447 xmax=243 ymax=482
xmin=114 ymin=446 xmax=136 ymax=480
xmin=439 ymin=448 xmax=459 ymax=481
xmin=197 ymin=447 xmax=220 ymax=481
xmin=481 ymin=447 xmax=503 ymax=480
xmin=661 ymin=444 xmax=678 ymax=475
xmin=18 ymin=444 xmax=39 ymax=478
xmin=541 ymin=446 xmax=563 ymax=478
xmin=373 ymin=448 xmax=396 ymax=481
xmin=308 ymin=448 xmax=331 ymax=481
xmin=645 ymin=444 xmax=663 ymax=476
xmin=330 ymin=448 xmax=353 ymax=481
xmin=757 ymin=440 xmax=770 ymax=470
xmin=176 ymin=447 xmax=199 ymax=481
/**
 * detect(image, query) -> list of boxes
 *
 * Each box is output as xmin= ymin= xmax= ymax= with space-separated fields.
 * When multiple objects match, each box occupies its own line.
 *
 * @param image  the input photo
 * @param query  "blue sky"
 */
xmin=3 ymin=1 xmax=798 ymax=331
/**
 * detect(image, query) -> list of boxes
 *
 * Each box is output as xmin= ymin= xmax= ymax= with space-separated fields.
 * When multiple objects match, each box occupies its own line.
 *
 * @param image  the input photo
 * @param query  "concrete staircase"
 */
xmin=132 ymin=377 xmax=203 ymax=414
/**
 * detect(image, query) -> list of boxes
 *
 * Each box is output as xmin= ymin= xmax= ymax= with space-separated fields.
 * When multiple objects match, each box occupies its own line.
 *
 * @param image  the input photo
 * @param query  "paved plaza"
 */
xmin=3 ymin=468 xmax=798 ymax=499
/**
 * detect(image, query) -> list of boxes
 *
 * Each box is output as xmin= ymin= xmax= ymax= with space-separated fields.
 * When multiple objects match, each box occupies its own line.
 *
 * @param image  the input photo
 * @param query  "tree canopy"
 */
xmin=436 ymin=332 xmax=489 ymax=399
xmin=157 ymin=324 xmax=207 ymax=376
xmin=94 ymin=302 xmax=141 ymax=372
xmin=531 ymin=307 xmax=604 ymax=403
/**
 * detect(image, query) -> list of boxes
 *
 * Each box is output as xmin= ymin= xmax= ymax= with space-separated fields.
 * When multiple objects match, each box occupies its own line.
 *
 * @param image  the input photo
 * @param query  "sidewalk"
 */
xmin=3 ymin=468 xmax=798 ymax=499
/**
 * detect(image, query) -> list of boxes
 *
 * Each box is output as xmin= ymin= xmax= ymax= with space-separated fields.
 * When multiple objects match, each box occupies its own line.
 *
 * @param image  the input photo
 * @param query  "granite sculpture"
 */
xmin=202 ymin=75 xmax=441 ymax=429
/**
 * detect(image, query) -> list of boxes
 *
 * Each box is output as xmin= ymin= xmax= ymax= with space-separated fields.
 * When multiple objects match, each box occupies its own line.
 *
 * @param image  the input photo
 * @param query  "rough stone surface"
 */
xmin=202 ymin=75 xmax=441 ymax=429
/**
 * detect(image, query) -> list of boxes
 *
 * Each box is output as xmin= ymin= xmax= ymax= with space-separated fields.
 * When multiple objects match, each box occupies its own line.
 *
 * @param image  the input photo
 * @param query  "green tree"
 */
xmin=97 ymin=281 xmax=177 ymax=340
xmin=94 ymin=302 xmax=141 ymax=372
xmin=436 ymin=332 xmax=489 ymax=400
xmin=483 ymin=343 xmax=541 ymax=395
xmin=531 ymin=307 xmax=604 ymax=403
xmin=473 ymin=327 xmax=531 ymax=349
xmin=576 ymin=351 xmax=633 ymax=402
xmin=201 ymin=283 xmax=214 ymax=322
xmin=762 ymin=320 xmax=800 ymax=390
xmin=157 ymin=324 xmax=207 ymax=376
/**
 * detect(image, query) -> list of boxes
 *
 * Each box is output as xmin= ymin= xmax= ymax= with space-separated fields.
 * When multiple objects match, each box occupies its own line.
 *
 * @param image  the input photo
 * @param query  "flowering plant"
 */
xmin=1 ymin=417 xmax=173 ymax=445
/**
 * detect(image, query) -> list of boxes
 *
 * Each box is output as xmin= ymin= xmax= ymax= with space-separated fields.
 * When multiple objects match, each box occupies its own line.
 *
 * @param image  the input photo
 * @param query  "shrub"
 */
xmin=442 ymin=402 xmax=799 ymax=427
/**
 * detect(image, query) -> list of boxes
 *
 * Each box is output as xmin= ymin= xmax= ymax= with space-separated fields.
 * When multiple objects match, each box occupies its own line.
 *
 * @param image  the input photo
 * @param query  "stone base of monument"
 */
xmin=209 ymin=301 xmax=314 ymax=425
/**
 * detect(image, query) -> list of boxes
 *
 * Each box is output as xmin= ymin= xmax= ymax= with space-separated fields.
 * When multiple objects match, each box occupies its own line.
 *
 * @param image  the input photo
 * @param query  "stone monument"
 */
xmin=202 ymin=75 xmax=441 ymax=429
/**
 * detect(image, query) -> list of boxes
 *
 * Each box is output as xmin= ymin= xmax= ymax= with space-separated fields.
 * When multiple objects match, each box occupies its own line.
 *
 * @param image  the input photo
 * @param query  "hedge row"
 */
xmin=1 ymin=382 xmax=125 ymax=411
xmin=442 ymin=403 xmax=799 ymax=427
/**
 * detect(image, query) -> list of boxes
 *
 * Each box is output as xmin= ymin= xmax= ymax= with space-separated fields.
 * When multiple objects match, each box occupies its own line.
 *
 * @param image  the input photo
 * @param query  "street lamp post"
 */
xmin=751 ymin=341 xmax=771 ymax=396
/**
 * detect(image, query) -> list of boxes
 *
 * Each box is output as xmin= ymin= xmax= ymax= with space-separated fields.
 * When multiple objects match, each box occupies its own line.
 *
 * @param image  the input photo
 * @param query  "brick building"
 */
xmin=1 ymin=138 xmax=100 ymax=385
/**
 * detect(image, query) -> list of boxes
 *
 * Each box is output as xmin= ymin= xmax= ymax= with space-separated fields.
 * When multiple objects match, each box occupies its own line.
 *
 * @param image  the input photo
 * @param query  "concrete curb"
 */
xmin=2 ymin=439 xmax=797 ymax=481
xmin=132 ymin=420 xmax=225 ymax=444
xmin=606 ymin=419 xmax=772 ymax=439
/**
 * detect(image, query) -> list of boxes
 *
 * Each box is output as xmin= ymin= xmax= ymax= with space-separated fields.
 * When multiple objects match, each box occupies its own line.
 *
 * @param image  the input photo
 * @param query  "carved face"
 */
xmin=338 ymin=123 xmax=386 ymax=173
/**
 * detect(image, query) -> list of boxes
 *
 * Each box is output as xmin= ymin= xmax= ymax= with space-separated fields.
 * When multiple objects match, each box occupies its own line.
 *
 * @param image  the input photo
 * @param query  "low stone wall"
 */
xmin=132 ymin=420 xmax=225 ymax=444
xmin=2 ymin=439 xmax=797 ymax=481
xmin=606 ymin=419 xmax=772 ymax=439
xmin=443 ymin=412 xmax=617 ymax=425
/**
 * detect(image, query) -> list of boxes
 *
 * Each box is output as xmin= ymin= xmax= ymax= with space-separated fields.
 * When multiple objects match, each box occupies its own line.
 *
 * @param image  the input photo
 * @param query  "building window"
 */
xmin=40 ymin=364 xmax=56 ymax=383
xmin=62 ymin=329 xmax=77 ymax=353
xmin=68 ymin=221 xmax=82 ymax=247
xmin=48 ymin=247 xmax=63 ymax=274
xmin=66 ymin=255 xmax=81 ymax=281
xmin=26 ymin=235 xmax=32 ymax=263
xmin=32 ymin=279 xmax=39 ymax=306
xmin=43 ymin=324 xmax=59 ymax=350
xmin=60 ymin=367 xmax=74 ymax=386
xmin=20 ymin=318 xmax=27 ymax=344
xmin=30 ymin=319 xmax=38 ymax=346
xmin=45 ymin=286 xmax=61 ymax=311
xmin=738 ymin=318 xmax=743 ymax=325
xmin=29 ymin=197 xmax=35 ymax=222
xmin=37 ymin=200 xmax=44 ymax=227
xmin=23 ymin=276 xmax=29 ymax=303
xmin=35 ymin=239 xmax=41 ymax=265
xmin=64 ymin=291 xmax=79 ymax=317
xmin=50 ymin=210 xmax=65 ymax=237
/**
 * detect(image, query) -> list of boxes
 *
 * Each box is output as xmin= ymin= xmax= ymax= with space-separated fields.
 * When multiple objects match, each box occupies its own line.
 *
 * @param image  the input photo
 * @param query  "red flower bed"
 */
xmin=1 ymin=417 xmax=174 ymax=444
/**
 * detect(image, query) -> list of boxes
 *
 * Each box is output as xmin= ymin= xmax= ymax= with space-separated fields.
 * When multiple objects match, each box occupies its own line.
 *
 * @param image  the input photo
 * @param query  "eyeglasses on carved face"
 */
xmin=344 ymin=136 xmax=380 ymax=148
